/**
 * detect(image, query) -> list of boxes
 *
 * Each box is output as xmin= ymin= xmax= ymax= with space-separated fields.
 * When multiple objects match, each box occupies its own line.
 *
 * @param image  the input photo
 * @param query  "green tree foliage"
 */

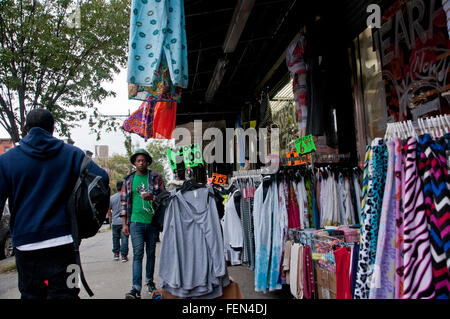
xmin=96 ymin=153 xmax=132 ymax=195
xmin=145 ymin=139 xmax=174 ymax=186
xmin=0 ymin=0 xmax=130 ymax=143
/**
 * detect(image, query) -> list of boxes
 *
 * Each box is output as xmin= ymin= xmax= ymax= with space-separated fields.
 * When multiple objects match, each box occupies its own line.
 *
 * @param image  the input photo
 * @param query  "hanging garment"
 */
xmin=283 ymin=180 xmax=298 ymax=229
xmin=159 ymin=187 xmax=229 ymax=298
xmin=351 ymin=243 xmax=360 ymax=299
xmin=303 ymin=245 xmax=315 ymax=299
xmin=370 ymin=140 xmax=397 ymax=299
xmin=402 ymin=137 xmax=435 ymax=299
xmin=152 ymin=102 xmax=177 ymax=139
xmin=278 ymin=180 xmax=290 ymax=285
xmin=283 ymin=240 xmax=294 ymax=285
xmin=394 ymin=138 xmax=405 ymax=299
xmin=127 ymin=0 xmax=188 ymax=101
xmin=354 ymin=139 xmax=387 ymax=299
xmin=289 ymin=181 xmax=302 ymax=229
xmin=417 ymin=134 xmax=450 ymax=299
xmin=123 ymin=99 xmax=157 ymax=141
xmin=296 ymin=245 xmax=304 ymax=299
xmin=334 ymin=246 xmax=352 ymax=299
xmin=360 ymin=146 xmax=372 ymax=225
xmin=268 ymin=180 xmax=282 ymax=291
xmin=289 ymin=243 xmax=300 ymax=298
xmin=304 ymin=176 xmax=313 ymax=228
xmin=337 ymin=173 xmax=348 ymax=225
xmin=286 ymin=34 xmax=308 ymax=135
xmin=222 ymin=191 xmax=244 ymax=266
xmin=253 ymin=181 xmax=273 ymax=293
xmin=128 ymin=52 xmax=183 ymax=102
xmin=352 ymin=171 xmax=362 ymax=224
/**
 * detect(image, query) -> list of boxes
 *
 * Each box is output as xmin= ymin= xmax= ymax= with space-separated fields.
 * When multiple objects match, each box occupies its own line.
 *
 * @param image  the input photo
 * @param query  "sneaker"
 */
xmin=121 ymin=256 xmax=128 ymax=262
xmin=146 ymin=281 xmax=156 ymax=294
xmin=125 ymin=288 xmax=141 ymax=299
xmin=114 ymin=253 xmax=119 ymax=261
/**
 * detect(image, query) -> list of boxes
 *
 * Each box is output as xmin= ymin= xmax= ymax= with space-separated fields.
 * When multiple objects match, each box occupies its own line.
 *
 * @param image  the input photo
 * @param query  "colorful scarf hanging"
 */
xmin=123 ymin=99 xmax=156 ymax=141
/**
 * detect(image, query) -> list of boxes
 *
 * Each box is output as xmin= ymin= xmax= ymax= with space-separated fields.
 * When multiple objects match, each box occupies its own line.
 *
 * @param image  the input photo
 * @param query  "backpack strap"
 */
xmin=67 ymin=155 xmax=95 ymax=297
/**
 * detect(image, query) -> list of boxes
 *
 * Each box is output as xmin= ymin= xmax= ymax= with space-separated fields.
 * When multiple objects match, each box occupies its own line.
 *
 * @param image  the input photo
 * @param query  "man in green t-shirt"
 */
xmin=121 ymin=149 xmax=165 ymax=299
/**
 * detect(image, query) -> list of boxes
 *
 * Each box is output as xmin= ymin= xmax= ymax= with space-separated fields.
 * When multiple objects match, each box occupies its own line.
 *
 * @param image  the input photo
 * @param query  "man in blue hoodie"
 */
xmin=0 ymin=109 xmax=109 ymax=299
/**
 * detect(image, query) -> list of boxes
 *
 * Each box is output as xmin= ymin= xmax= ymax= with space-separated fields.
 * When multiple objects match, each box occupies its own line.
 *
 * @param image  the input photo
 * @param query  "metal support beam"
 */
xmin=205 ymin=0 xmax=256 ymax=103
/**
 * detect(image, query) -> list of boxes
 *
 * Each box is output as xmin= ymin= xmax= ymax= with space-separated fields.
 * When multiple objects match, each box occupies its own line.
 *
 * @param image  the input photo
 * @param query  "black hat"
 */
xmin=130 ymin=149 xmax=153 ymax=165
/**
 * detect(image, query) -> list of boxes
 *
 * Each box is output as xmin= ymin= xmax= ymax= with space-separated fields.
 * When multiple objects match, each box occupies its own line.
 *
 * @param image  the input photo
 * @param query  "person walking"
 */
xmin=0 ymin=109 xmax=109 ymax=299
xmin=109 ymin=181 xmax=129 ymax=262
xmin=121 ymin=149 xmax=165 ymax=299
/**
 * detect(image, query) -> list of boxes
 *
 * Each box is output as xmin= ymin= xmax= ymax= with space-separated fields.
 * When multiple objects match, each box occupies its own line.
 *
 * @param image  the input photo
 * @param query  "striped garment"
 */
xmin=394 ymin=138 xmax=405 ymax=299
xmin=402 ymin=137 xmax=435 ymax=299
xmin=417 ymin=134 xmax=450 ymax=299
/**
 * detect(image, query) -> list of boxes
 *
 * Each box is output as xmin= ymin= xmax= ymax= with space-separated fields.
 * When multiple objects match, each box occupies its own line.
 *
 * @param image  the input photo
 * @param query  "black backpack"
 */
xmin=67 ymin=155 xmax=110 ymax=296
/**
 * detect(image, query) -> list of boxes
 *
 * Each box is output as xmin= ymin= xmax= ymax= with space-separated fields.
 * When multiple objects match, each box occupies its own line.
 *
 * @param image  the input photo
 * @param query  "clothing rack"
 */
xmin=384 ymin=114 xmax=450 ymax=140
xmin=312 ymin=153 xmax=351 ymax=164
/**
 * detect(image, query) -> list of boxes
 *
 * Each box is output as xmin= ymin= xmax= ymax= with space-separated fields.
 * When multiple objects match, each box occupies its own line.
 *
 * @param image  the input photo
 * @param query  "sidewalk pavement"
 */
xmin=0 ymin=225 xmax=291 ymax=299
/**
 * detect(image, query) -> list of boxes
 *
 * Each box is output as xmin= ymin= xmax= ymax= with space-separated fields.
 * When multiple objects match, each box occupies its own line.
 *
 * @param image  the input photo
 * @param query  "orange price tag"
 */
xmin=212 ymin=173 xmax=227 ymax=185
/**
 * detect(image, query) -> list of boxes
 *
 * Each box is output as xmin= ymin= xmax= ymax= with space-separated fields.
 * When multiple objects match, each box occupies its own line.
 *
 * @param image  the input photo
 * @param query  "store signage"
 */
xmin=377 ymin=0 xmax=450 ymax=121
xmin=212 ymin=173 xmax=227 ymax=185
xmin=295 ymin=134 xmax=316 ymax=155
xmin=285 ymin=151 xmax=311 ymax=166
xmin=167 ymin=143 xmax=204 ymax=170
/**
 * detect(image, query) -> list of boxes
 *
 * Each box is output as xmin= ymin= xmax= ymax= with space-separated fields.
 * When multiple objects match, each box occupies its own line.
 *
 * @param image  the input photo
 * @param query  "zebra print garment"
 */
xmin=394 ymin=138 xmax=405 ymax=298
xmin=402 ymin=137 xmax=435 ymax=299
xmin=417 ymin=134 xmax=450 ymax=299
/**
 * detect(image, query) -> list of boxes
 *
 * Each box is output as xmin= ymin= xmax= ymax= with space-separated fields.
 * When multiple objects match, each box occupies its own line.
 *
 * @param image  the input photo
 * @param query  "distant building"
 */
xmin=95 ymin=145 xmax=109 ymax=160
xmin=0 ymin=138 xmax=14 ymax=155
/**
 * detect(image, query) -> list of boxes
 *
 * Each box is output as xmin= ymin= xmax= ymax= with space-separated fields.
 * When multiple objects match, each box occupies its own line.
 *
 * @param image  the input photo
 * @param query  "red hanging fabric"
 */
xmin=152 ymin=102 xmax=177 ymax=139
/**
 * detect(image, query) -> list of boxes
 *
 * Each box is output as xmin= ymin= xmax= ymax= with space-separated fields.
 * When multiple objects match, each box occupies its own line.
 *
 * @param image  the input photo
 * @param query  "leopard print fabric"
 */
xmin=354 ymin=138 xmax=388 ymax=299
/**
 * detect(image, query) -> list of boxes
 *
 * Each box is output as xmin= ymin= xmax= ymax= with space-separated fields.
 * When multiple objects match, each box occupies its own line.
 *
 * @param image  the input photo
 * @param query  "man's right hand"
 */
xmin=122 ymin=224 xmax=130 ymax=236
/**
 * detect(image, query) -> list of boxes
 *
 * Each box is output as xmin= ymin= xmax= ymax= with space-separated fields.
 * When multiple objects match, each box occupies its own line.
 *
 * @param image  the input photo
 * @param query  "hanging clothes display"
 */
xmin=158 ymin=183 xmax=230 ymax=299
xmin=122 ymin=99 xmax=156 ymax=141
xmin=354 ymin=116 xmax=450 ymax=299
xmin=229 ymin=163 xmax=362 ymax=297
xmin=127 ymin=0 xmax=188 ymax=102
xmin=286 ymin=33 xmax=308 ymax=136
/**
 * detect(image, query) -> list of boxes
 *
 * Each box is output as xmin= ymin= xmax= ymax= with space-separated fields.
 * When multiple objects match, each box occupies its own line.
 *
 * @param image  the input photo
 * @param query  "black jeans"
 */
xmin=14 ymin=243 xmax=80 ymax=299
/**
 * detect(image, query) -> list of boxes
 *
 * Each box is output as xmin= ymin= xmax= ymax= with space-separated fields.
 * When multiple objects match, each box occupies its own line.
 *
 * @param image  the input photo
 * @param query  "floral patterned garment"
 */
xmin=122 ymin=99 xmax=157 ymax=141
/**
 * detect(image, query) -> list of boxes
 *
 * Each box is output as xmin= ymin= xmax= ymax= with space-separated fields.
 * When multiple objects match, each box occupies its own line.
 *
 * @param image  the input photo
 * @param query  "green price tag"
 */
xmin=167 ymin=144 xmax=204 ymax=170
xmin=183 ymin=143 xmax=203 ymax=168
xmin=295 ymin=134 xmax=316 ymax=155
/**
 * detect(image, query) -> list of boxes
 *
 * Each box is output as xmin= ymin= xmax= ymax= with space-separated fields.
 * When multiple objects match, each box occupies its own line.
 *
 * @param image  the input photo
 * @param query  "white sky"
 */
xmin=0 ymin=68 xmax=145 ymax=156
